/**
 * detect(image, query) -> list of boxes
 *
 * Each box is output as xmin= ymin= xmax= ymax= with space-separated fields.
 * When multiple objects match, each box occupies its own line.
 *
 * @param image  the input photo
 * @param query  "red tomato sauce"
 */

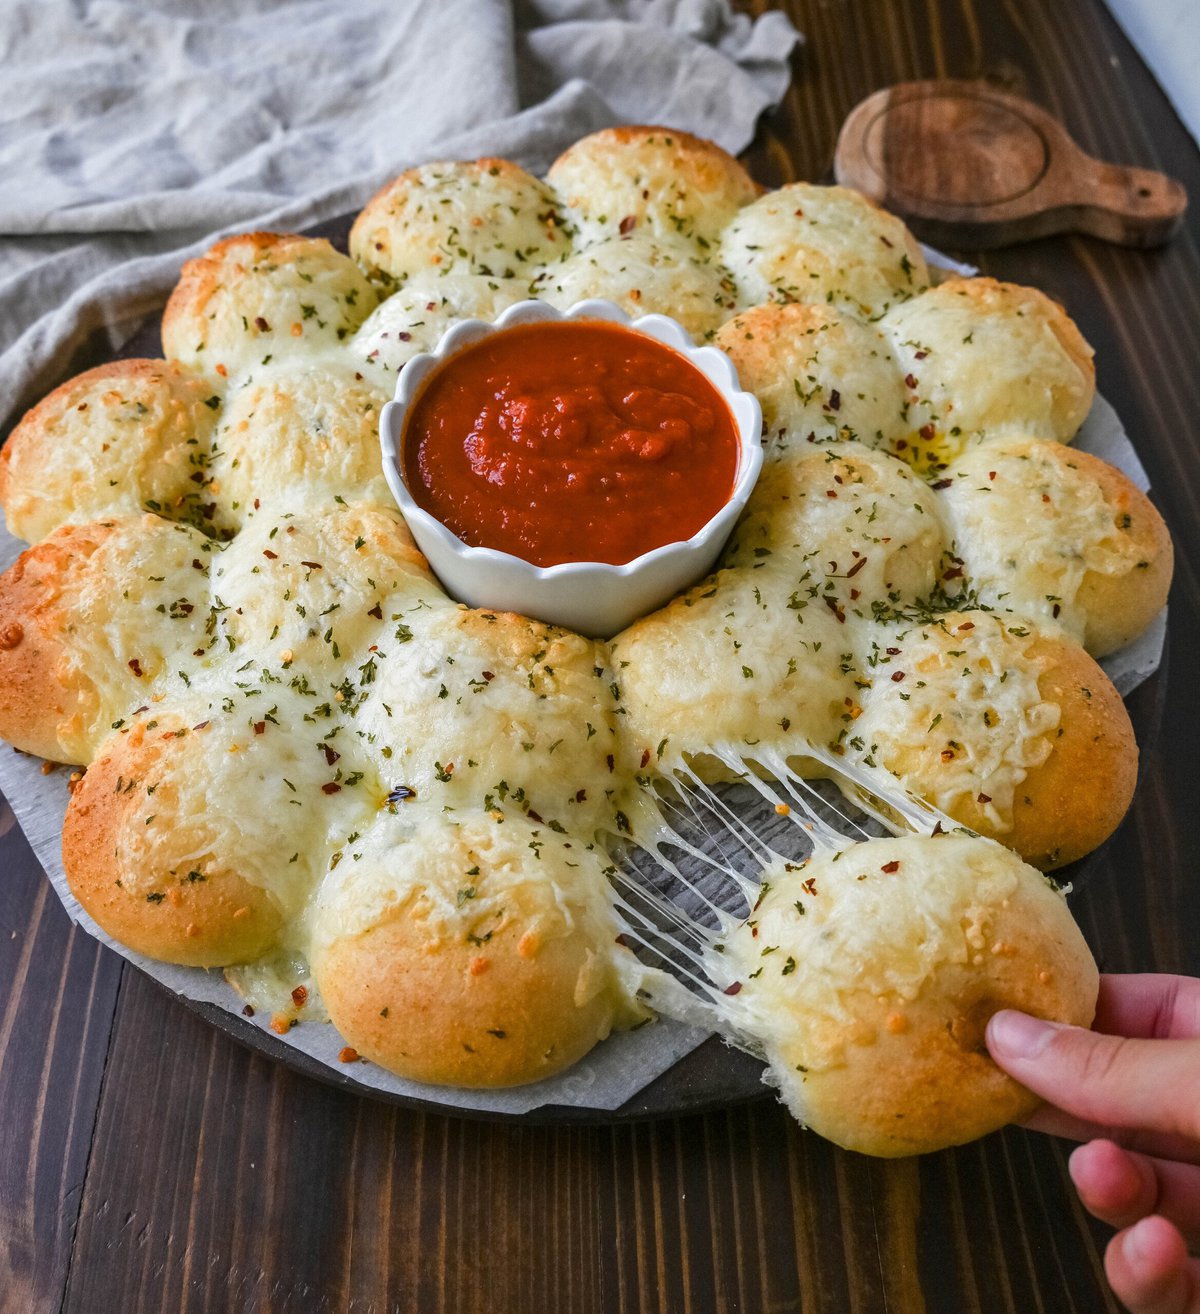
xmin=401 ymin=320 xmax=740 ymax=567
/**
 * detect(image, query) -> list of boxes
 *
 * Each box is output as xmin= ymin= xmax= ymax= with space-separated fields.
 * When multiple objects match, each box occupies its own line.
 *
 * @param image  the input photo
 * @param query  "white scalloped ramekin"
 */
xmin=379 ymin=299 xmax=763 ymax=638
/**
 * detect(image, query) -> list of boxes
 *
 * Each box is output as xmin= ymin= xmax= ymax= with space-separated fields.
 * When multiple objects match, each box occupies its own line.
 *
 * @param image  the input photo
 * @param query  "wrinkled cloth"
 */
xmin=0 ymin=0 xmax=800 ymax=433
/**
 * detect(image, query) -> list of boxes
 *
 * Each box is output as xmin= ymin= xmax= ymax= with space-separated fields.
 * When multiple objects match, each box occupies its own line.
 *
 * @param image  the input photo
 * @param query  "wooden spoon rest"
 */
xmin=834 ymin=79 xmax=1187 ymax=249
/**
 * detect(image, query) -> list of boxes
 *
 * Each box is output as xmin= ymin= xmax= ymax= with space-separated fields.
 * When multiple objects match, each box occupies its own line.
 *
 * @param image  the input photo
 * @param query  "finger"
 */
xmin=1070 ymin=1141 xmax=1200 ymax=1245
xmin=1023 ymin=1105 xmax=1200 ymax=1168
xmin=1105 ymin=1217 xmax=1200 ymax=1314
xmin=1095 ymin=976 xmax=1200 ymax=1042
xmin=987 ymin=1011 xmax=1200 ymax=1142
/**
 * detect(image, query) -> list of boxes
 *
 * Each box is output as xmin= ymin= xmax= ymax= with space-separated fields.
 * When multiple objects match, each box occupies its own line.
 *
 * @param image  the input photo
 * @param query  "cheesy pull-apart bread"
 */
xmin=0 ymin=125 xmax=1173 ymax=1124
xmin=715 ymin=832 xmax=1098 ymax=1157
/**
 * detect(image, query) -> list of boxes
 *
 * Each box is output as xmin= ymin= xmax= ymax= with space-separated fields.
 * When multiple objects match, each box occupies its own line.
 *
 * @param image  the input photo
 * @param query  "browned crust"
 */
xmin=161 ymin=231 xmax=329 ymax=347
xmin=1 ymin=358 xmax=204 ymax=525
xmin=547 ymin=124 xmax=757 ymax=193
xmin=349 ymin=157 xmax=553 ymax=265
xmin=1008 ymin=637 xmax=1138 ymax=869
xmin=800 ymin=922 xmax=1096 ymax=1156
xmin=318 ymin=905 xmax=618 ymax=1088
xmin=62 ymin=720 xmax=284 ymax=966
xmin=1061 ymin=447 xmax=1174 ymax=656
xmin=0 ymin=524 xmax=112 ymax=762
xmin=939 ymin=276 xmax=1096 ymax=393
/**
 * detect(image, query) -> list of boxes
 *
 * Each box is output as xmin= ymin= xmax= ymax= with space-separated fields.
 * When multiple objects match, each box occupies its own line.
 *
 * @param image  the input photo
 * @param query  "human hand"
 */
xmin=986 ymin=973 xmax=1200 ymax=1314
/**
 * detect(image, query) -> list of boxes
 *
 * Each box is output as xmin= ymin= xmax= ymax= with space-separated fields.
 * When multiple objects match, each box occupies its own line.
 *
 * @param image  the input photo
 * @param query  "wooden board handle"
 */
xmin=835 ymin=80 xmax=1188 ymax=249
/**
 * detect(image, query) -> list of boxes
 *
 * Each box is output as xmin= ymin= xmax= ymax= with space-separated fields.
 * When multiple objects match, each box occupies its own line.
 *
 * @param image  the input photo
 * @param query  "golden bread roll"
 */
xmin=0 ymin=516 xmax=213 ymax=762
xmin=615 ymin=443 xmax=946 ymax=770
xmin=613 ymin=564 xmax=857 ymax=766
xmin=161 ymin=232 xmax=378 ymax=375
xmin=879 ymin=278 xmax=1096 ymax=471
xmin=547 ymin=125 xmax=758 ymax=248
xmin=937 ymin=437 xmax=1172 ymax=656
xmin=725 ymin=442 xmax=947 ymax=604
xmin=210 ymin=501 xmax=440 ymax=672
xmin=63 ymin=702 xmax=345 ymax=967
xmin=532 ymin=232 xmax=737 ymax=339
xmin=312 ymin=811 xmax=645 ymax=1087
xmin=0 ymin=359 xmax=220 ymax=543
xmin=350 ymin=272 xmax=531 ymax=381
xmin=357 ymin=608 xmax=627 ymax=837
xmin=719 ymin=183 xmax=929 ymax=317
xmin=210 ymin=358 xmax=391 ymax=526
xmin=350 ymin=158 xmax=569 ymax=282
xmin=715 ymin=303 xmax=907 ymax=452
xmin=850 ymin=613 xmax=1136 ymax=868
xmin=717 ymin=833 xmax=1098 ymax=1156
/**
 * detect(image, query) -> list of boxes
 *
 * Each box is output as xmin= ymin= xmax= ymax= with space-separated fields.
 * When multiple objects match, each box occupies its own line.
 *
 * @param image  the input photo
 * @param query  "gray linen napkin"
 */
xmin=0 ymin=0 xmax=800 ymax=435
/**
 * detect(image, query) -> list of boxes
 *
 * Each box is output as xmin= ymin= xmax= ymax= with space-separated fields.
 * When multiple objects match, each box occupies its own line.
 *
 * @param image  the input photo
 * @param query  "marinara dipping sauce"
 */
xmin=401 ymin=320 xmax=741 ymax=567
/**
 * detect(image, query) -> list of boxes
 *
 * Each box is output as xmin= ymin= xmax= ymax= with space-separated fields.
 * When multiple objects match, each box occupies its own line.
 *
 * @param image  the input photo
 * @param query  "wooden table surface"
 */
xmin=3 ymin=1 xmax=1198 ymax=1310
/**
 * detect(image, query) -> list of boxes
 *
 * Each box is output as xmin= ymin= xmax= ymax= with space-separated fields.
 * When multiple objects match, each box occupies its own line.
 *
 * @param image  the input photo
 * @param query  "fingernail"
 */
xmin=987 ymin=1010 xmax=1059 ymax=1060
xmin=1125 ymin=1217 xmax=1155 ymax=1267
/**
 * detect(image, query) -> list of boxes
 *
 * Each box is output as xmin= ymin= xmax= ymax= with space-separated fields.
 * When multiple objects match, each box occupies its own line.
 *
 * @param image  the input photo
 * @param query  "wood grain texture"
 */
xmin=833 ymin=79 xmax=1187 ymax=248
xmin=2 ymin=2 xmax=1199 ymax=1312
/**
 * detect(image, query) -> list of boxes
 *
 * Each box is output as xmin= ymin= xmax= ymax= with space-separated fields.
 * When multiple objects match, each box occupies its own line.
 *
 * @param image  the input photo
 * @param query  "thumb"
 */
xmin=986 ymin=1010 xmax=1200 ymax=1143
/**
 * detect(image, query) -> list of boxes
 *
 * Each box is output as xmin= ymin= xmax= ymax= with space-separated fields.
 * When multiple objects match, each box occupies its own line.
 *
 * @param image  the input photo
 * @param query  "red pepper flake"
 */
xmin=575 ymin=789 xmax=587 ymax=803
xmin=723 ymin=982 xmax=743 ymax=996
xmin=822 ymin=596 xmax=846 ymax=624
xmin=367 ymin=603 xmax=383 ymax=620
xmin=890 ymin=670 xmax=906 ymax=682
xmin=263 ymin=549 xmax=278 ymax=559
xmin=904 ymin=373 xmax=918 ymax=390
xmin=618 ymin=215 xmax=636 ymax=235
xmin=1042 ymin=493 xmax=1051 ymax=504
xmin=932 ymin=820 xmax=945 ymax=835
xmin=253 ymin=499 xmax=261 ymax=510
xmin=801 ymin=877 xmax=818 ymax=895
xmin=606 ymin=754 xmax=615 ymax=772
xmin=886 ymin=646 xmax=901 ymax=655
xmin=881 ymin=860 xmax=901 ymax=873
xmin=338 ymin=1046 xmax=360 ymax=1063
xmin=849 ymin=588 xmax=860 ymax=601
xmin=253 ymin=721 xmax=266 ymax=735
xmin=291 ymin=985 xmax=308 ymax=1008
xmin=128 ymin=658 xmax=144 ymax=678
xmin=942 ymin=565 xmax=964 ymax=581
xmin=977 ymin=792 xmax=992 ymax=804
xmin=846 ymin=556 xmax=867 ymax=578
xmin=527 ymin=808 xmax=543 ymax=824
xmin=988 ymin=471 xmax=997 ymax=481
xmin=914 ymin=350 xmax=928 ymax=360
xmin=825 ymin=489 xmax=839 ymax=499
xmin=482 ymin=670 xmax=494 ymax=681
xmin=919 ymin=423 xmax=936 ymax=441
xmin=322 ymin=744 xmax=340 ymax=766
xmin=1052 ymin=602 xmax=1061 ymax=618
xmin=932 ymin=478 xmax=953 ymax=490
xmin=639 ymin=748 xmax=651 ymax=769
xmin=254 ymin=316 xmax=270 ymax=332
xmin=242 ymin=1004 xmax=255 ymax=1017
xmin=321 ymin=782 xmax=342 ymax=795
xmin=895 ymin=438 xmax=908 ymax=451
xmin=300 ymin=560 xmax=323 ymax=571
xmin=957 ymin=621 xmax=975 ymax=631
xmin=828 ymin=389 xmax=841 ymax=412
